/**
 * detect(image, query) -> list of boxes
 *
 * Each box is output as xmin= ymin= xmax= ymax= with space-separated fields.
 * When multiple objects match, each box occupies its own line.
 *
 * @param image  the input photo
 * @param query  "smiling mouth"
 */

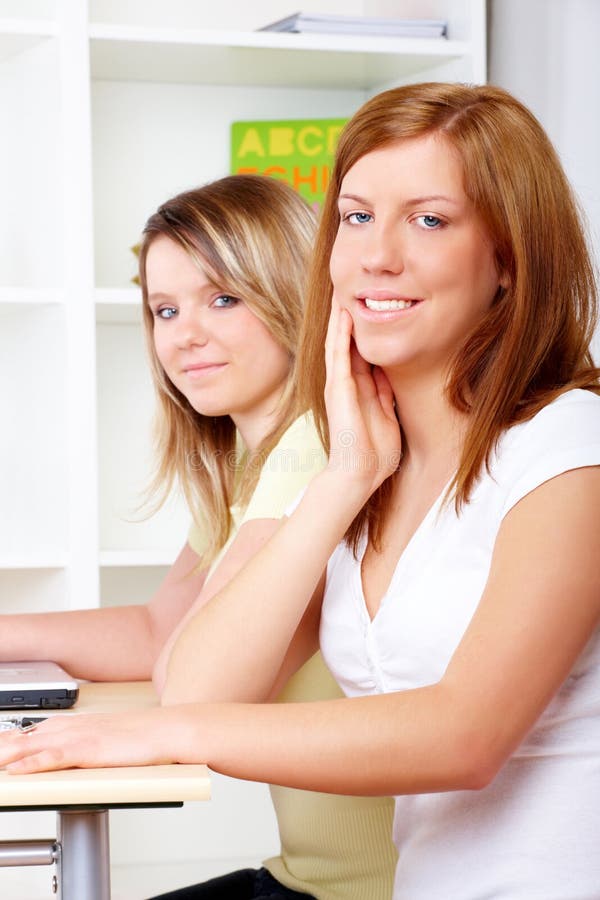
xmin=183 ymin=363 xmax=226 ymax=375
xmin=363 ymin=298 xmax=420 ymax=311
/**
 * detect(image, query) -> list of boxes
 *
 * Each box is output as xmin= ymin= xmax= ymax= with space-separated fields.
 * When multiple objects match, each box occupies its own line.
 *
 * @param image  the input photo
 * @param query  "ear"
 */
xmin=498 ymin=268 xmax=511 ymax=291
xmin=492 ymin=269 xmax=510 ymax=305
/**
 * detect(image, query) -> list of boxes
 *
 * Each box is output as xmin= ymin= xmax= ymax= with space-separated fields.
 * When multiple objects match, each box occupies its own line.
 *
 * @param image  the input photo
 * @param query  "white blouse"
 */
xmin=320 ymin=389 xmax=600 ymax=899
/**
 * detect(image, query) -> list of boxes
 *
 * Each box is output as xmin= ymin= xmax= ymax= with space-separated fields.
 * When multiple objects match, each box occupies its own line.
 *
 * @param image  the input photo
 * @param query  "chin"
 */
xmin=185 ymin=400 xmax=230 ymax=418
xmin=353 ymin=337 xmax=411 ymax=370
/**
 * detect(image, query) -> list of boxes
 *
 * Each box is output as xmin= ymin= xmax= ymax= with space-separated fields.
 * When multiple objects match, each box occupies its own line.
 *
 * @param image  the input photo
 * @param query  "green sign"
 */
xmin=231 ymin=118 xmax=348 ymax=211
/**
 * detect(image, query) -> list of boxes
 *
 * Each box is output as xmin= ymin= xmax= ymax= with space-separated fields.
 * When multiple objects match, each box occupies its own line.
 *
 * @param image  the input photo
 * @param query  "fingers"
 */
xmin=6 ymin=747 xmax=66 ymax=775
xmin=372 ymin=366 xmax=397 ymax=421
xmin=0 ymin=716 xmax=94 ymax=774
xmin=325 ymin=295 xmax=353 ymax=383
xmin=0 ymin=718 xmax=70 ymax=770
xmin=349 ymin=337 xmax=373 ymax=381
xmin=324 ymin=294 xmax=339 ymax=376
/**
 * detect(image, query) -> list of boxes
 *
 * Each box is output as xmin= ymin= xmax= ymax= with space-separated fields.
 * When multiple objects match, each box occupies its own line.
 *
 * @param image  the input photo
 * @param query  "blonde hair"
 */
xmin=297 ymin=82 xmax=599 ymax=553
xmin=139 ymin=175 xmax=316 ymax=564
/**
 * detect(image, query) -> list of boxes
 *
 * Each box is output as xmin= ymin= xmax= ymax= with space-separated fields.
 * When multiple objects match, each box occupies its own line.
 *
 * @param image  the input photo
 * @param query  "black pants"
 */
xmin=148 ymin=867 xmax=317 ymax=899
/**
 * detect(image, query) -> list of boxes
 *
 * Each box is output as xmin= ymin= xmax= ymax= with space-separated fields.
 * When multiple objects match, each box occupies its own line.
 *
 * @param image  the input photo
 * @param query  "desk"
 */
xmin=0 ymin=682 xmax=210 ymax=900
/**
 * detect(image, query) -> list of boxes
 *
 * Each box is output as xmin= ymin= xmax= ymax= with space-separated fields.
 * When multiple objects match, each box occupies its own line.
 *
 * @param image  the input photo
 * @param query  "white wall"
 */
xmin=90 ymin=0 xmax=365 ymax=29
xmin=488 ymin=0 xmax=600 ymax=274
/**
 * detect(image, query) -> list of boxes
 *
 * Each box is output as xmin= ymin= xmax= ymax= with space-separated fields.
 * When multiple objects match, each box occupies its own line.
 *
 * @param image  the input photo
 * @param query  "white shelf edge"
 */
xmin=89 ymin=23 xmax=469 ymax=58
xmin=100 ymin=550 xmax=176 ymax=568
xmin=0 ymin=287 xmax=64 ymax=305
xmin=0 ymin=18 xmax=58 ymax=37
xmin=95 ymin=287 xmax=141 ymax=305
xmin=0 ymin=559 xmax=67 ymax=571
xmin=95 ymin=288 xmax=142 ymax=323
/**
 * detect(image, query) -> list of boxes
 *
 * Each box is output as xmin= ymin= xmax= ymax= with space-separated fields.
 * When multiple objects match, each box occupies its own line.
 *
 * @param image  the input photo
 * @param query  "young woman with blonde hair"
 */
xmin=4 ymin=84 xmax=600 ymax=899
xmin=0 ymin=174 xmax=396 ymax=900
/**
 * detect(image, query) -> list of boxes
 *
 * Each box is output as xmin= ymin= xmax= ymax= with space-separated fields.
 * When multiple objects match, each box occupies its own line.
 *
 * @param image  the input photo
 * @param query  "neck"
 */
xmin=386 ymin=366 xmax=466 ymax=474
xmin=232 ymin=397 xmax=286 ymax=452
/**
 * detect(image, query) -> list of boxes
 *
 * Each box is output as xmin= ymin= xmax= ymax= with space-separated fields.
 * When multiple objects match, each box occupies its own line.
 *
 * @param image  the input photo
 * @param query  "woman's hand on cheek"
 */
xmin=324 ymin=298 xmax=401 ymax=497
xmin=0 ymin=709 xmax=191 ymax=774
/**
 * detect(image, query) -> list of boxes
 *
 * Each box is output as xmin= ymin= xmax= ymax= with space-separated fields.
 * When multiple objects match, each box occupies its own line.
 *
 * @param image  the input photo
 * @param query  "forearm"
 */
xmin=0 ymin=606 xmax=158 ymax=681
xmin=172 ymin=685 xmax=487 ymax=796
xmin=163 ymin=470 xmax=368 ymax=704
xmin=153 ymin=592 xmax=207 ymax=692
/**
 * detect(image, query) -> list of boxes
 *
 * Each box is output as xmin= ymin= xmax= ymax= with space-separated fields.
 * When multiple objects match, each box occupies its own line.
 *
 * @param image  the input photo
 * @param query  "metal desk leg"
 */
xmin=56 ymin=809 xmax=111 ymax=900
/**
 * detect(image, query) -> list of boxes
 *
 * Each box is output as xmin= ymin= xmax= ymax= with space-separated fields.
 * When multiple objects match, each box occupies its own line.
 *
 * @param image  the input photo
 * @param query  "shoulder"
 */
xmin=187 ymin=506 xmax=211 ymax=558
xmin=242 ymin=413 xmax=327 ymax=524
xmin=493 ymin=389 xmax=600 ymax=517
xmin=256 ymin=412 xmax=327 ymax=489
xmin=499 ymin=389 xmax=600 ymax=461
xmin=268 ymin=412 xmax=325 ymax=458
xmin=519 ymin=388 xmax=600 ymax=434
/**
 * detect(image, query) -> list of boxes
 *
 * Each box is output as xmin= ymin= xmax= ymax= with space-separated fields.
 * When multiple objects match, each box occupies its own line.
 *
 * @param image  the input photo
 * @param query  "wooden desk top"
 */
xmin=0 ymin=682 xmax=210 ymax=808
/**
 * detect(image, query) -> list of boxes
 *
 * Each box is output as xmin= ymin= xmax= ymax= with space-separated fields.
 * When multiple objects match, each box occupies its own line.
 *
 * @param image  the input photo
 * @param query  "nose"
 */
xmin=173 ymin=307 xmax=209 ymax=349
xmin=360 ymin=221 xmax=404 ymax=275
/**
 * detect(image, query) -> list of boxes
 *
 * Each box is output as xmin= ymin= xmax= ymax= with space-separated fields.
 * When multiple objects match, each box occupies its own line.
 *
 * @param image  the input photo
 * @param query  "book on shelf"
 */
xmin=259 ymin=12 xmax=447 ymax=39
xmin=231 ymin=117 xmax=348 ymax=212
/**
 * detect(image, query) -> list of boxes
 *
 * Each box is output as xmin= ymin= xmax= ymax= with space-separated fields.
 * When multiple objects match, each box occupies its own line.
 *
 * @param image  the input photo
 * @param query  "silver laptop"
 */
xmin=0 ymin=661 xmax=79 ymax=710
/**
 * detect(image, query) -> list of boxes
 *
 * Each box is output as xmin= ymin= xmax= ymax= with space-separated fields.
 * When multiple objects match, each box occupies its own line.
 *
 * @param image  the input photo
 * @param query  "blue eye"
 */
xmin=155 ymin=306 xmax=177 ymax=320
xmin=212 ymin=295 xmax=240 ymax=309
xmin=345 ymin=211 xmax=373 ymax=225
xmin=416 ymin=215 xmax=443 ymax=229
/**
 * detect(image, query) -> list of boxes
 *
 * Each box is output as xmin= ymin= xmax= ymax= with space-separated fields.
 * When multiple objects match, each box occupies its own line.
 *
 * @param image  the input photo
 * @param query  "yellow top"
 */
xmin=188 ymin=413 xmax=397 ymax=900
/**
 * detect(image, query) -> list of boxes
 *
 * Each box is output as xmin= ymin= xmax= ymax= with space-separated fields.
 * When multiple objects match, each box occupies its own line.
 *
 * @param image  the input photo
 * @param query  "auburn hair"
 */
xmin=139 ymin=175 xmax=316 ymax=565
xmin=296 ymin=82 xmax=599 ymax=553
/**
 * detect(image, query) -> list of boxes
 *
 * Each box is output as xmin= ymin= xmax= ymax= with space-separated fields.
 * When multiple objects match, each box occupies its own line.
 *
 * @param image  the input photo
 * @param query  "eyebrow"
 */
xmin=338 ymin=193 xmax=460 ymax=208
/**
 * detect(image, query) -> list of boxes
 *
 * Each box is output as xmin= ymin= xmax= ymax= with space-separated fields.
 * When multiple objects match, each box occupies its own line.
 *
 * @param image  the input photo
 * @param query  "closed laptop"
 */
xmin=0 ymin=661 xmax=79 ymax=709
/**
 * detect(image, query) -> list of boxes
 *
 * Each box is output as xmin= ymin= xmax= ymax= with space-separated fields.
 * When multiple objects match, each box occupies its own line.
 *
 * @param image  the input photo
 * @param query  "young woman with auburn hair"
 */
xmin=299 ymin=81 xmax=599 ymax=550
xmin=3 ymin=84 xmax=600 ymax=899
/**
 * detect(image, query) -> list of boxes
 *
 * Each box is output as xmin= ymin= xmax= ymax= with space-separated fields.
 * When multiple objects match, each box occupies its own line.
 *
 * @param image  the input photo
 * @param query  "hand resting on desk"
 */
xmin=0 ymin=707 xmax=199 ymax=773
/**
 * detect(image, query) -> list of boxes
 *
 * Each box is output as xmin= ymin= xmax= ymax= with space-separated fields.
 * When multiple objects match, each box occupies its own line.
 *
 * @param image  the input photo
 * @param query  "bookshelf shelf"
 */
xmin=0 ymin=287 xmax=64 ymax=305
xmin=0 ymin=559 xmax=67 ymax=570
xmin=0 ymin=17 xmax=56 ymax=64
xmin=99 ymin=550 xmax=178 ymax=568
xmin=89 ymin=24 xmax=471 ymax=88
xmin=95 ymin=287 xmax=142 ymax=323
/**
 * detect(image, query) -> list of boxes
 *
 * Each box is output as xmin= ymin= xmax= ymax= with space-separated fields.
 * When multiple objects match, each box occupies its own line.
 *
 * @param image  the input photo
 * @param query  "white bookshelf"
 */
xmin=0 ymin=1 xmax=486 ymax=895
xmin=88 ymin=24 xmax=475 ymax=87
